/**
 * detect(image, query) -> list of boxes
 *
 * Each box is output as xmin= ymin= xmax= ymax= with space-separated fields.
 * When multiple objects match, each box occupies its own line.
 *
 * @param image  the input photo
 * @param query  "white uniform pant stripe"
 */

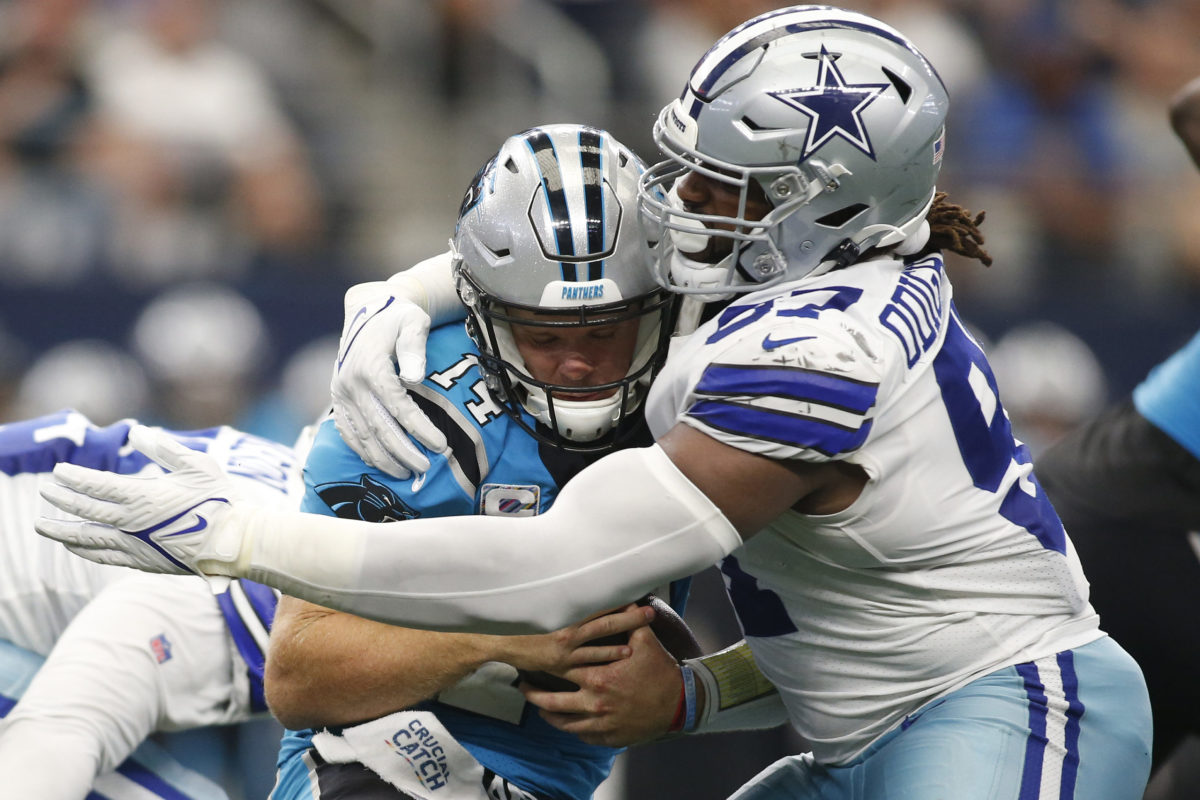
xmin=1017 ymin=652 xmax=1084 ymax=799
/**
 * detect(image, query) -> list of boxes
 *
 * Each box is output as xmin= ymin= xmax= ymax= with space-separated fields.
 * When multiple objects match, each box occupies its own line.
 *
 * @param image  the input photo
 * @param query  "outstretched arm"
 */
xmin=39 ymin=425 xmax=820 ymax=634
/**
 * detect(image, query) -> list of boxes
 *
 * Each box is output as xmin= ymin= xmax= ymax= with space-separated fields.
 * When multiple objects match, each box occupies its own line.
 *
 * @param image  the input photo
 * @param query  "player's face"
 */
xmin=673 ymin=168 xmax=772 ymax=263
xmin=507 ymin=310 xmax=640 ymax=400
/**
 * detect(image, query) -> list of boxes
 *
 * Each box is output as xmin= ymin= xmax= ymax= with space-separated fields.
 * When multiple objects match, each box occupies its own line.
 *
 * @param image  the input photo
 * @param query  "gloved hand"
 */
xmin=35 ymin=425 xmax=247 ymax=588
xmin=331 ymin=280 xmax=447 ymax=478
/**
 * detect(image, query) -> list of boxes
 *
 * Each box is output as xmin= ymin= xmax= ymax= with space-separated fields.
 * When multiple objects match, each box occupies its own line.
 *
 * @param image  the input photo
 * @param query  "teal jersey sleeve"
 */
xmin=1133 ymin=330 xmax=1200 ymax=461
xmin=301 ymin=323 xmax=583 ymax=522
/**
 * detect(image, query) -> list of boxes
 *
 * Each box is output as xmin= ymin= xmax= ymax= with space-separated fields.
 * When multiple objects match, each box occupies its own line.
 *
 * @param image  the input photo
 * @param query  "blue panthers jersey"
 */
xmin=289 ymin=322 xmax=687 ymax=800
xmin=0 ymin=410 xmax=289 ymax=712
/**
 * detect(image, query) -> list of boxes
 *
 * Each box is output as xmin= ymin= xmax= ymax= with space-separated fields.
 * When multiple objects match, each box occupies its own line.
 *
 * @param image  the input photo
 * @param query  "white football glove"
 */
xmin=331 ymin=280 xmax=447 ymax=478
xmin=35 ymin=425 xmax=248 ymax=589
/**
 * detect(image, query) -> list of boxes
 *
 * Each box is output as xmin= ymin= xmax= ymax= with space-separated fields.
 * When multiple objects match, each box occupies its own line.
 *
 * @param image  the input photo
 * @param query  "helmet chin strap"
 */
xmin=892 ymin=219 xmax=931 ymax=256
xmin=809 ymin=214 xmax=932 ymax=277
xmin=666 ymin=183 xmax=711 ymax=254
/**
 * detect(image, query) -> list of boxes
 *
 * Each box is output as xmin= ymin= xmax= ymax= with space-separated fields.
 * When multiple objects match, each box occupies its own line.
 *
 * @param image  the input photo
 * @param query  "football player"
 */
xmin=0 ymin=410 xmax=296 ymax=799
xmin=1031 ymin=75 xmax=1200 ymax=789
xmin=38 ymin=7 xmax=1154 ymax=799
xmin=264 ymin=123 xmax=693 ymax=800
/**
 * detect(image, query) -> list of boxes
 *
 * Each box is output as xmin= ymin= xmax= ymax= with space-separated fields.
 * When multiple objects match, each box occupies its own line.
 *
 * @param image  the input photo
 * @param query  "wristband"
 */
xmin=668 ymin=677 xmax=686 ymax=733
xmin=680 ymin=663 xmax=698 ymax=733
xmin=684 ymin=641 xmax=789 ymax=733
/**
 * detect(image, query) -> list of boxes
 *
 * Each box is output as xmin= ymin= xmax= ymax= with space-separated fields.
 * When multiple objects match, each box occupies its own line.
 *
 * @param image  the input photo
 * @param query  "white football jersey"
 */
xmin=646 ymin=254 xmax=1102 ymax=764
xmin=0 ymin=412 xmax=305 ymax=797
xmin=0 ymin=412 xmax=297 ymax=655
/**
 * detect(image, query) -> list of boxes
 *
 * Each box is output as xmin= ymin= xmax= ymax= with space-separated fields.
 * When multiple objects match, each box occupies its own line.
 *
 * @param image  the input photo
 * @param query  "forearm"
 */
xmin=267 ymin=597 xmax=509 ymax=728
xmin=0 ymin=720 xmax=105 ymax=797
xmin=213 ymin=446 xmax=741 ymax=633
xmin=0 ymin=626 xmax=160 ymax=787
xmin=385 ymin=251 xmax=465 ymax=326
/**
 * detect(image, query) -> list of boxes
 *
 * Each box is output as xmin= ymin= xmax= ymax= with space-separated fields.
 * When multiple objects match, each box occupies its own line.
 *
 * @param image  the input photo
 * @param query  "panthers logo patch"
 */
xmin=316 ymin=474 xmax=420 ymax=523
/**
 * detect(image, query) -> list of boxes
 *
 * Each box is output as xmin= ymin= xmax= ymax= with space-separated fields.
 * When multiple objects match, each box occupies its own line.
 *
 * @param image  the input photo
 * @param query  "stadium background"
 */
xmin=0 ymin=1 xmax=1196 ymax=798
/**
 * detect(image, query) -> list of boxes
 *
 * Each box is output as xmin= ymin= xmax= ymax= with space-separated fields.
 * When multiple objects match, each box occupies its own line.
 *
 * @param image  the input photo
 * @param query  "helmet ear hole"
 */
xmin=815 ymin=204 xmax=869 ymax=228
xmin=881 ymin=67 xmax=912 ymax=102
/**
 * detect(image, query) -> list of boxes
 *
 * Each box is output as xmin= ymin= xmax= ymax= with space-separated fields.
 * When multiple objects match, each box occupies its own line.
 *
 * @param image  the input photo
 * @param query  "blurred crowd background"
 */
xmin=0 ymin=0 xmax=1197 ymax=798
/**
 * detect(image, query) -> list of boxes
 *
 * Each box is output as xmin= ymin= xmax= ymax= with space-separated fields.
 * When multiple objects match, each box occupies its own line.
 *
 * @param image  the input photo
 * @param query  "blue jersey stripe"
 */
xmin=688 ymin=399 xmax=871 ymax=456
xmin=239 ymin=580 xmax=279 ymax=629
xmin=1016 ymin=661 xmax=1048 ymax=800
xmin=216 ymin=586 xmax=269 ymax=713
xmin=696 ymin=363 xmax=878 ymax=415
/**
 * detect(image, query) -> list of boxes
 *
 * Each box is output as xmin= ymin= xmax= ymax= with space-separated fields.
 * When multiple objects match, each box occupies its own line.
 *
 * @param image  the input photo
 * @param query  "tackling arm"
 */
xmin=332 ymin=252 xmax=466 ymax=476
xmin=237 ymin=440 xmax=743 ymax=632
xmin=40 ymin=424 xmax=822 ymax=634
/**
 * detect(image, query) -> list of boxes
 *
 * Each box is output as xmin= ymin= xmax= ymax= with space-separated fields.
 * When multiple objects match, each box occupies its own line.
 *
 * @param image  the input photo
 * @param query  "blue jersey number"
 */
xmin=932 ymin=311 xmax=1067 ymax=553
xmin=706 ymin=286 xmax=864 ymax=346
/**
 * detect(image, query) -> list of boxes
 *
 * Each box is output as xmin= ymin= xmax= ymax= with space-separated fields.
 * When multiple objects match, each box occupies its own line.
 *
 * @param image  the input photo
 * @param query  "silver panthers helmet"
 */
xmin=452 ymin=124 xmax=675 ymax=451
xmin=638 ymin=5 xmax=949 ymax=296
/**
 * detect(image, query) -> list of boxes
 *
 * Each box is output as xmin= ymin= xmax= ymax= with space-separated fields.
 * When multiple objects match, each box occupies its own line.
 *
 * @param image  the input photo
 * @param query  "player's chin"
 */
xmin=551 ymin=387 xmax=620 ymax=402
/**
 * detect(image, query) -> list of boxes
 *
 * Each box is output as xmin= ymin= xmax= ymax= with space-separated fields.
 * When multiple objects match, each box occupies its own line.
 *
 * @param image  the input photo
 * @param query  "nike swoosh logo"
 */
xmin=762 ymin=334 xmax=815 ymax=351
xmin=162 ymin=515 xmax=208 ymax=538
xmin=337 ymin=297 xmax=396 ymax=370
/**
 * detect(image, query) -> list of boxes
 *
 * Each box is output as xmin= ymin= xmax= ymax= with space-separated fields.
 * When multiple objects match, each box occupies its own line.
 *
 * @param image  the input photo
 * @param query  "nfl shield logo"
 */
xmin=480 ymin=484 xmax=540 ymax=517
xmin=150 ymin=633 xmax=172 ymax=664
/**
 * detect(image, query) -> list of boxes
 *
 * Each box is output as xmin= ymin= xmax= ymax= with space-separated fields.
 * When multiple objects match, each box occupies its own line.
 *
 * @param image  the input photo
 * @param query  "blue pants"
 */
xmin=729 ymin=637 xmax=1152 ymax=800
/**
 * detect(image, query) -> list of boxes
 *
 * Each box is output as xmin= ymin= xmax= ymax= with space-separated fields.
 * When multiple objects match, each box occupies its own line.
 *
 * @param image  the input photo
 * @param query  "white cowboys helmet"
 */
xmin=638 ymin=5 xmax=949 ymax=296
xmin=452 ymin=124 xmax=676 ymax=451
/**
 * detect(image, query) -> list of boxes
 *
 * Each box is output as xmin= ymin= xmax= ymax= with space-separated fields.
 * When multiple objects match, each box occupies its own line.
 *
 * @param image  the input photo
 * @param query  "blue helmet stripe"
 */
xmin=687 ymin=399 xmax=872 ymax=456
xmin=693 ymin=16 xmax=943 ymax=101
xmin=578 ymin=128 xmax=605 ymax=280
xmin=524 ymin=130 xmax=577 ymax=281
xmin=696 ymin=363 xmax=878 ymax=415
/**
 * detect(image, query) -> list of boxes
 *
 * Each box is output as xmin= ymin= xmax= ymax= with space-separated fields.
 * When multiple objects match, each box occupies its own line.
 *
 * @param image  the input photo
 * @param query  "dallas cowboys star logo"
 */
xmin=769 ymin=46 xmax=889 ymax=161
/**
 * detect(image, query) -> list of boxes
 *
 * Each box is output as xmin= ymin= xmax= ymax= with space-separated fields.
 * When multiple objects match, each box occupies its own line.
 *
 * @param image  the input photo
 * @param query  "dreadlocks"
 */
xmin=924 ymin=192 xmax=992 ymax=266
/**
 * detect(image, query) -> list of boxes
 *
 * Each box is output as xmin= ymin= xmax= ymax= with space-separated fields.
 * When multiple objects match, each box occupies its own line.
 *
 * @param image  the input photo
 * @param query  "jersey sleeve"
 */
xmin=679 ymin=319 xmax=887 ymax=463
xmin=1132 ymin=329 xmax=1200 ymax=461
xmin=301 ymin=418 xmax=472 ymax=521
xmin=214 ymin=579 xmax=278 ymax=714
xmin=301 ymin=324 xmax=496 ymax=523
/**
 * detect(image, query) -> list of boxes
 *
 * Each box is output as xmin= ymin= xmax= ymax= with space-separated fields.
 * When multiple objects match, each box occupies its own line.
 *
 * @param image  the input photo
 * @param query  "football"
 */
xmin=518 ymin=594 xmax=702 ymax=692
